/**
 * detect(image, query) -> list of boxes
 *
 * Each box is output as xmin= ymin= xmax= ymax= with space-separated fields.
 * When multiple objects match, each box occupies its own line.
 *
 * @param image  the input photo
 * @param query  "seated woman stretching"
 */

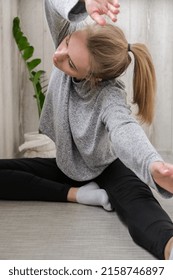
xmin=1 ymin=0 xmax=173 ymax=260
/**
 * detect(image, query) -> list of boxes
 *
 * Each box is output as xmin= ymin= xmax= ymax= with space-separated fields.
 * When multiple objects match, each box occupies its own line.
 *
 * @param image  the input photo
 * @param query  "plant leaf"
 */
xmin=12 ymin=17 xmax=20 ymax=37
xmin=13 ymin=18 xmax=25 ymax=46
xmin=36 ymin=87 xmax=45 ymax=116
xmin=27 ymin=59 xmax=41 ymax=71
xmin=18 ymin=36 xmax=29 ymax=51
xmin=12 ymin=16 xmax=46 ymax=116
xmin=33 ymin=70 xmax=45 ymax=84
xmin=14 ymin=30 xmax=24 ymax=44
xmin=22 ymin=46 xmax=34 ymax=61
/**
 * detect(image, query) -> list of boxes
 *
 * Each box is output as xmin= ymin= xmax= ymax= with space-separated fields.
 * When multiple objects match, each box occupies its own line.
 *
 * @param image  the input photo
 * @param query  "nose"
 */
xmin=54 ymin=46 xmax=67 ymax=62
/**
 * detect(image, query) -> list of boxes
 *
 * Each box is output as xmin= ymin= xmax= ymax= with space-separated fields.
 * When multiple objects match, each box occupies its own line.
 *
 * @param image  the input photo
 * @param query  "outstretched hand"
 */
xmin=150 ymin=161 xmax=173 ymax=194
xmin=83 ymin=0 xmax=120 ymax=26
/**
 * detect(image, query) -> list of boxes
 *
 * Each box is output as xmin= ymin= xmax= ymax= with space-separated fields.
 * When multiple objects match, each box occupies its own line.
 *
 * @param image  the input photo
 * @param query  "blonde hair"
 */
xmin=85 ymin=24 xmax=156 ymax=124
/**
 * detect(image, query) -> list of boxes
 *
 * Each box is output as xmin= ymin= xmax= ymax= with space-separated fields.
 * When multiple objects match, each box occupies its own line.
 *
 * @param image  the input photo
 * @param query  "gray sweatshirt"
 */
xmin=40 ymin=0 xmax=171 ymax=198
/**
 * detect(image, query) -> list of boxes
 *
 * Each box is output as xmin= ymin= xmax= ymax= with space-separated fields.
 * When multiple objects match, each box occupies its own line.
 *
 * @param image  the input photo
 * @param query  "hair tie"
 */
xmin=128 ymin=43 xmax=131 ymax=52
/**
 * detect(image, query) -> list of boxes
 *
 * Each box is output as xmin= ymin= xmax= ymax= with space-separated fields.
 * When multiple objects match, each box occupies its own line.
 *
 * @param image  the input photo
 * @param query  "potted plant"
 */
xmin=13 ymin=17 xmax=56 ymax=158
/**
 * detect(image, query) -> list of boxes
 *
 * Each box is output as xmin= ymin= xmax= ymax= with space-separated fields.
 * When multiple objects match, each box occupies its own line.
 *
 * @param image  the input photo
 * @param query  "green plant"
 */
xmin=12 ymin=17 xmax=46 ymax=117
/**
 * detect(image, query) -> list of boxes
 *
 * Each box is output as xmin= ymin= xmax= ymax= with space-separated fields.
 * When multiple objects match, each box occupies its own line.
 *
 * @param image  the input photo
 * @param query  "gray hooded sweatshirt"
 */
xmin=39 ymin=0 xmax=172 ymax=198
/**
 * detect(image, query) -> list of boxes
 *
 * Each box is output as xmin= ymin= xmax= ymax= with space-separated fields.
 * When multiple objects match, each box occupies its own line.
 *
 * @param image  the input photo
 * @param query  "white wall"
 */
xmin=0 ymin=0 xmax=19 ymax=157
xmin=0 ymin=0 xmax=173 ymax=160
xmin=118 ymin=0 xmax=173 ymax=161
xmin=17 ymin=0 xmax=54 ymax=135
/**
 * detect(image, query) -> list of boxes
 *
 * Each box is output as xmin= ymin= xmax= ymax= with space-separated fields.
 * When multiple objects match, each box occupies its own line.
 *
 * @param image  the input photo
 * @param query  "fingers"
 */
xmin=91 ymin=11 xmax=107 ymax=25
xmin=86 ymin=0 xmax=120 ymax=25
xmin=107 ymin=4 xmax=119 ymax=22
xmin=107 ymin=1 xmax=120 ymax=11
xmin=111 ymin=0 xmax=120 ymax=7
xmin=106 ymin=1 xmax=120 ymax=22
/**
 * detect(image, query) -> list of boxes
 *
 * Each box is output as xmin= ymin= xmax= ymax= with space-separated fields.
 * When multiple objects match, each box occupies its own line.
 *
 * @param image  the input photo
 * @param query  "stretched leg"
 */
xmin=96 ymin=159 xmax=173 ymax=259
xmin=0 ymin=157 xmax=111 ymax=210
xmin=0 ymin=157 xmax=73 ymax=201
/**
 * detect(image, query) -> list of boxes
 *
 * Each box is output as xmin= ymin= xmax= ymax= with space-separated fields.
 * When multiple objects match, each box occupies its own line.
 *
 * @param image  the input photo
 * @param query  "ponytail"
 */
xmin=130 ymin=44 xmax=156 ymax=124
xmin=85 ymin=24 xmax=156 ymax=124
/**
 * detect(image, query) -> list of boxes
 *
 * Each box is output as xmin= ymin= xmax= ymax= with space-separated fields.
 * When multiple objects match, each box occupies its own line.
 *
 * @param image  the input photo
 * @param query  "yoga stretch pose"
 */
xmin=1 ymin=0 xmax=173 ymax=259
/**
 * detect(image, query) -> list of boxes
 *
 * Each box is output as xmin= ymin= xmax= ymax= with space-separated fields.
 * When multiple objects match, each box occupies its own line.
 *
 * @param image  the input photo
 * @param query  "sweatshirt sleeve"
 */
xmin=101 ymin=86 xmax=173 ymax=198
xmin=44 ymin=0 xmax=88 ymax=47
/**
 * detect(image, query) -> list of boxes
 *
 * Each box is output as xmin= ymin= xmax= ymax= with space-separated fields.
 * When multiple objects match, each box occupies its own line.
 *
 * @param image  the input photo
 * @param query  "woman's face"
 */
xmin=53 ymin=30 xmax=91 ymax=80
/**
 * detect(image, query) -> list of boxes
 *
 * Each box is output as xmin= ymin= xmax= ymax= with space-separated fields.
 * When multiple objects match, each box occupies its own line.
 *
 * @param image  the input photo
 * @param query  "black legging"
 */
xmin=1 ymin=157 xmax=173 ymax=259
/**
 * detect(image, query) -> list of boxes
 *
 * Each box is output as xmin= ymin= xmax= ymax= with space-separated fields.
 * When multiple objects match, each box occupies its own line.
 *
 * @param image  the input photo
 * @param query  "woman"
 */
xmin=1 ymin=0 xmax=173 ymax=259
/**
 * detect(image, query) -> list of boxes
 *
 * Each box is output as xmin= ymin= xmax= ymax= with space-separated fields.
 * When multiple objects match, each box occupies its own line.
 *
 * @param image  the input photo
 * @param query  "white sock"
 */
xmin=78 ymin=181 xmax=99 ymax=190
xmin=76 ymin=182 xmax=112 ymax=211
xmin=169 ymin=248 xmax=173 ymax=260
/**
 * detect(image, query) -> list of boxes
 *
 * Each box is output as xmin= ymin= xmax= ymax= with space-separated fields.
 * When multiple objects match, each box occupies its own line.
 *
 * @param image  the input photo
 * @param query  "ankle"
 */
xmin=67 ymin=187 xmax=78 ymax=202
